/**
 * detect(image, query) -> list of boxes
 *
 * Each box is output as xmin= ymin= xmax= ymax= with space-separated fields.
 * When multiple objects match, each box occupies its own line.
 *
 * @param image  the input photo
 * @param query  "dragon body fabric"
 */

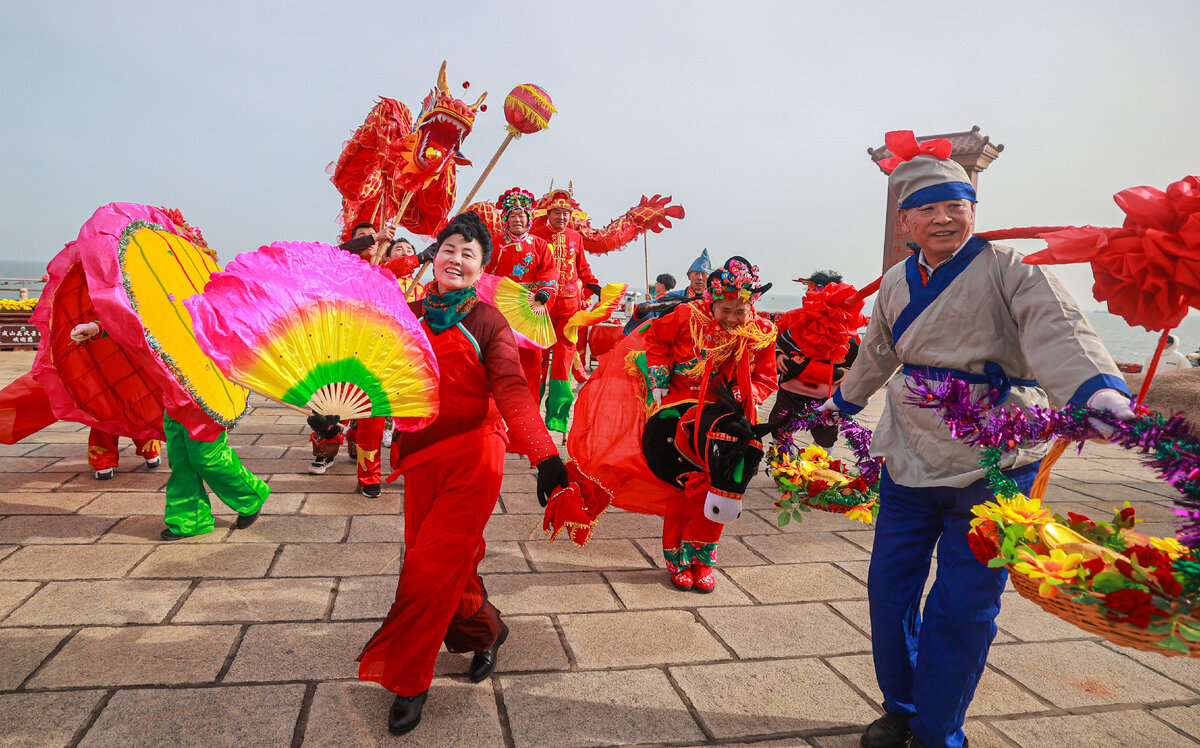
xmin=329 ymin=63 xmax=485 ymax=241
xmin=531 ymin=192 xmax=685 ymax=255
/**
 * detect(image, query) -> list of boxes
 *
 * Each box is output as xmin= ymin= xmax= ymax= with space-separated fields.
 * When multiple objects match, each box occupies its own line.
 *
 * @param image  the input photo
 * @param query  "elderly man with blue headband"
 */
xmin=820 ymin=132 xmax=1133 ymax=748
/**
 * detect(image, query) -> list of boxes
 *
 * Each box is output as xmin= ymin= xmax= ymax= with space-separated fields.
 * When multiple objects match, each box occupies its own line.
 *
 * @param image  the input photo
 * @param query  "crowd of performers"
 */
xmin=4 ymin=147 xmax=1146 ymax=747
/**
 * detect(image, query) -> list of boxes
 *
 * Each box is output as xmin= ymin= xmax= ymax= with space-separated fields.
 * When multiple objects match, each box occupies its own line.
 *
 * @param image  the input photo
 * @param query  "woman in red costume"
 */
xmin=355 ymin=212 xmax=570 ymax=735
xmin=641 ymin=256 xmax=777 ymax=591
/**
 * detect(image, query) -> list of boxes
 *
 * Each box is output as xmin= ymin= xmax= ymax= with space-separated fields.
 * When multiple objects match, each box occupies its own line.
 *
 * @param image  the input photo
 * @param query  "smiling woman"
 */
xmin=356 ymin=211 xmax=570 ymax=736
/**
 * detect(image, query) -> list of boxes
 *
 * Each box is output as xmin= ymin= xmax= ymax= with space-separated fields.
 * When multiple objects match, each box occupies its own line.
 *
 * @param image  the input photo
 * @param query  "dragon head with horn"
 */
xmin=406 ymin=61 xmax=487 ymax=181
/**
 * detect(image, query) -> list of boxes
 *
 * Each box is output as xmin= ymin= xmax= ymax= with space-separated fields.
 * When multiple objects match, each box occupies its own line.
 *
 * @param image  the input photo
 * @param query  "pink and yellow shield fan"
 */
xmin=187 ymin=242 xmax=440 ymax=430
xmin=475 ymin=273 xmax=556 ymax=349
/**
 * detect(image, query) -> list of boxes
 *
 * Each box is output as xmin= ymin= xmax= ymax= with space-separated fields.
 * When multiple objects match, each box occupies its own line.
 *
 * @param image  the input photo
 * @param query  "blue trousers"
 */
xmin=869 ymin=461 xmax=1038 ymax=748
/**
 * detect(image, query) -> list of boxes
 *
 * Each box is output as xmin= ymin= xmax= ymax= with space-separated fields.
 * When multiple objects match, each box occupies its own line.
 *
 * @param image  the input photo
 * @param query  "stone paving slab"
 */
xmin=0 ymin=627 xmax=70 ymax=690
xmin=604 ymin=569 xmax=754 ymax=608
xmin=304 ymin=680 xmax=505 ymax=747
xmin=559 ymin=609 xmax=731 ymax=668
xmin=990 ymin=708 xmax=1200 ymax=747
xmin=0 ymin=690 xmax=106 ymax=748
xmin=671 ymin=658 xmax=878 ymax=739
xmin=28 ymin=625 xmax=241 ymax=688
xmin=172 ymin=578 xmax=335 ymax=623
xmin=986 ymin=639 xmax=1198 ymax=707
xmin=699 ymin=603 xmax=871 ymax=659
xmin=2 ymin=580 xmax=190 ymax=626
xmin=0 ymin=580 xmax=39 ymax=620
xmin=0 ymin=544 xmax=150 ymax=580
xmin=78 ymin=684 xmax=305 ymax=748
xmin=131 ymin=543 xmax=277 ymax=578
xmin=501 ymin=669 xmax=705 ymax=747
xmin=224 ymin=621 xmax=377 ymax=682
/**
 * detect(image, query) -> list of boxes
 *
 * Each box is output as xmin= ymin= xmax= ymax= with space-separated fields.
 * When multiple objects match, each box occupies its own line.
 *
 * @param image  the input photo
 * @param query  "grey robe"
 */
xmin=837 ymin=240 xmax=1125 ymax=488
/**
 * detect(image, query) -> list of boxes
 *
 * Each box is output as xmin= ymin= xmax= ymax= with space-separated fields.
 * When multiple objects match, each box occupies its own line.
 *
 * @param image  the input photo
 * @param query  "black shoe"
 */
xmin=468 ymin=623 xmax=509 ymax=683
xmin=906 ymin=738 xmax=967 ymax=748
xmin=359 ymin=483 xmax=381 ymax=498
xmin=235 ymin=510 xmax=260 ymax=530
xmin=861 ymin=712 xmax=914 ymax=748
xmin=387 ymin=691 xmax=427 ymax=735
xmin=160 ymin=527 xmax=187 ymax=541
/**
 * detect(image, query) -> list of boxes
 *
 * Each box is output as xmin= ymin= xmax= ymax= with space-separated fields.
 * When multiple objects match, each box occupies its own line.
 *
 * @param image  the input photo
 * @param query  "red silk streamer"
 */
xmin=876 ymin=130 xmax=954 ymax=174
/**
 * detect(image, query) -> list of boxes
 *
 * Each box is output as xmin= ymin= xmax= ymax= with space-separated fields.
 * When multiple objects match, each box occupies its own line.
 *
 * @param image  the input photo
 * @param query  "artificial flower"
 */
xmin=967 ymin=522 xmax=1001 ymax=566
xmin=1013 ymin=548 xmax=1087 ymax=597
xmin=1149 ymin=536 xmax=1191 ymax=560
xmin=845 ymin=505 xmax=874 ymax=524
xmin=799 ymin=444 xmax=828 ymax=464
xmin=1102 ymin=587 xmax=1165 ymax=629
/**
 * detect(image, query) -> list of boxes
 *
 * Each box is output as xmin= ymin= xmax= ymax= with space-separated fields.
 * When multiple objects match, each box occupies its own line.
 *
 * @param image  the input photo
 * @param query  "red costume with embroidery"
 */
xmin=530 ymin=186 xmax=686 ymax=431
xmin=638 ymin=259 xmax=777 ymax=588
xmin=358 ymin=292 xmax=557 ymax=698
xmin=467 ymin=189 xmax=560 ymax=401
xmin=87 ymin=428 xmax=160 ymax=471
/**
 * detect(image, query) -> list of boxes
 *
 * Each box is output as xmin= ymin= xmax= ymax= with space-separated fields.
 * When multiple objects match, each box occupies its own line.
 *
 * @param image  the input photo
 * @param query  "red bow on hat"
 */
xmin=877 ymin=130 xmax=954 ymax=174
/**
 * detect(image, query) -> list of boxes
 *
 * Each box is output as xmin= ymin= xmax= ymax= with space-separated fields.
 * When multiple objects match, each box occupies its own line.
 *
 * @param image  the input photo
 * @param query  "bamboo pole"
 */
xmin=372 ymin=191 xmax=417 ymax=266
xmin=643 ymin=234 xmax=650 ymax=298
xmin=454 ymin=131 xmax=516 ymax=215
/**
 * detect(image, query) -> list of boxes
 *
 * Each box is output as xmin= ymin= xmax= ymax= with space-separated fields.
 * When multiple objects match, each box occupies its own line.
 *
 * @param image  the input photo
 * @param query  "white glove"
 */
xmin=1087 ymin=388 xmax=1135 ymax=437
xmin=816 ymin=398 xmax=839 ymax=414
xmin=70 ymin=322 xmax=101 ymax=342
xmin=652 ymin=388 xmax=667 ymax=406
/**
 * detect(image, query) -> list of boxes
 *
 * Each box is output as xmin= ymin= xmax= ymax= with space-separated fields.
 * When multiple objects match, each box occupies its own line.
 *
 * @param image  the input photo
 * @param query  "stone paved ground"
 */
xmin=0 ymin=349 xmax=1197 ymax=747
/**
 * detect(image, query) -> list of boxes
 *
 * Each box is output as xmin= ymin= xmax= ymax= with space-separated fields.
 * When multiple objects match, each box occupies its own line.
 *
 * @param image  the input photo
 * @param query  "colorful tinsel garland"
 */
xmin=903 ymin=375 xmax=1200 ymax=546
xmin=767 ymin=403 xmax=883 ymax=526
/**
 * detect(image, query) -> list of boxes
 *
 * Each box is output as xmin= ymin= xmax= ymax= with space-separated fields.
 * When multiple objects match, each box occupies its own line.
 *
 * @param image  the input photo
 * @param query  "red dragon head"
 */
xmin=410 ymin=61 xmax=486 ymax=176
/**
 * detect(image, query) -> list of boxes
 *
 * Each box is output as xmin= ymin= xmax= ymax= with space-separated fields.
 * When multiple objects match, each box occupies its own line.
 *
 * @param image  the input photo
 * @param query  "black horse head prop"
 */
xmin=642 ymin=384 xmax=778 ymax=524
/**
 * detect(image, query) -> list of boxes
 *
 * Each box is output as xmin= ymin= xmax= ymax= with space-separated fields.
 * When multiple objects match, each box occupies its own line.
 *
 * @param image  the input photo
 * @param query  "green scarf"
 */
xmin=422 ymin=283 xmax=478 ymax=334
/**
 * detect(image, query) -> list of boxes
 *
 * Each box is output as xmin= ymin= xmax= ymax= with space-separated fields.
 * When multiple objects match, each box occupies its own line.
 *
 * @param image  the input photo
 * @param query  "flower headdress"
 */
xmin=704 ymin=256 xmax=772 ymax=305
xmin=496 ymin=187 xmax=535 ymax=218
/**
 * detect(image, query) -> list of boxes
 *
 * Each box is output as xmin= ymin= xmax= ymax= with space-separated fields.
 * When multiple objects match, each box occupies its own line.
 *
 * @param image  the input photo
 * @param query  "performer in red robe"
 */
xmin=356 ymin=212 xmax=569 ymax=735
xmin=639 ymin=257 xmax=777 ymax=591
xmin=531 ymin=188 xmax=602 ymax=431
xmin=480 ymin=188 xmax=559 ymax=400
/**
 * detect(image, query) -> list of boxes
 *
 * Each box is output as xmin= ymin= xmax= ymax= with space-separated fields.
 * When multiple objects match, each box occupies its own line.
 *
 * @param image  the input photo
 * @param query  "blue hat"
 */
xmin=688 ymin=249 xmax=711 ymax=275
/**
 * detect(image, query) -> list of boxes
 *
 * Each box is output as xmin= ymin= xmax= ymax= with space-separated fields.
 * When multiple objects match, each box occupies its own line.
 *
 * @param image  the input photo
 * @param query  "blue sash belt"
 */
xmin=902 ymin=361 xmax=1037 ymax=405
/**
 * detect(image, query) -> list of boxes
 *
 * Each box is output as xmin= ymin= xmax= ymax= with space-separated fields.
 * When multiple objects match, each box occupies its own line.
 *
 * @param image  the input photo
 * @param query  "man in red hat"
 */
xmin=532 ymin=187 xmax=602 ymax=431
xmin=483 ymin=188 xmax=560 ymax=400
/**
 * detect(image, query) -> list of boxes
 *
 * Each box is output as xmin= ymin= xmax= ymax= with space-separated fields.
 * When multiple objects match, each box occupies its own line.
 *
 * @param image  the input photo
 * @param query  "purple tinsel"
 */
xmin=778 ymin=403 xmax=882 ymax=484
xmin=905 ymin=375 xmax=1200 ymax=546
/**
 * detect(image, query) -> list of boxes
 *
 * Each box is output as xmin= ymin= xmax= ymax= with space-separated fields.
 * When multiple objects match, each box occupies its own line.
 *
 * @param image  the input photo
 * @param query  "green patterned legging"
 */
xmin=163 ymin=415 xmax=270 ymax=536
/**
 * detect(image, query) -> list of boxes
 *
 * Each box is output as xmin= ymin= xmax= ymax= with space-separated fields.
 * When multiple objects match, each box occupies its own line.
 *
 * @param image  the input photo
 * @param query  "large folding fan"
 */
xmin=187 ymin=242 xmax=440 ymax=429
xmin=475 ymin=273 xmax=556 ymax=349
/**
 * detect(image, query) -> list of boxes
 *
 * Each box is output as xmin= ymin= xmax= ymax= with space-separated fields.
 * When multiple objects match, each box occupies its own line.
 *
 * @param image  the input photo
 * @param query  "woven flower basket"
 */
xmin=1007 ymin=439 xmax=1200 ymax=657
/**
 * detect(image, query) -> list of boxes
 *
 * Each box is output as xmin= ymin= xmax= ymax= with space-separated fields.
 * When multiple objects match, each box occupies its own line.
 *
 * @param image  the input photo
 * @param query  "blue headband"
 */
xmin=899 ymin=181 xmax=977 ymax=210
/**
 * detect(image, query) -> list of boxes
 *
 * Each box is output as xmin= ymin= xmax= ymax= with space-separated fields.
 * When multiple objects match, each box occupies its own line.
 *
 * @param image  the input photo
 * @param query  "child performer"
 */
xmin=70 ymin=320 xmax=269 ymax=540
xmin=640 ymin=257 xmax=777 ymax=591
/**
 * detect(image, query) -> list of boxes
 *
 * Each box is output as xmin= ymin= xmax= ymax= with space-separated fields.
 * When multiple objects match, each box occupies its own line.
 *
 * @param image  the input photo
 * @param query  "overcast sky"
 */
xmin=2 ymin=0 xmax=1197 ymax=309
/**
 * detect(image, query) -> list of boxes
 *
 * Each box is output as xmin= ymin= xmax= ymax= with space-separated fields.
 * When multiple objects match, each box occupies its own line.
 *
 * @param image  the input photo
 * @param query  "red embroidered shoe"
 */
xmin=666 ymin=560 xmax=693 ymax=591
xmin=692 ymin=563 xmax=716 ymax=593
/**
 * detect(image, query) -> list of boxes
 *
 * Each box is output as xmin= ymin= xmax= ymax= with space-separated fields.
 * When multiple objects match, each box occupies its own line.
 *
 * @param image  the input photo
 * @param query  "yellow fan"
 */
xmin=476 ymin=273 xmax=556 ymax=349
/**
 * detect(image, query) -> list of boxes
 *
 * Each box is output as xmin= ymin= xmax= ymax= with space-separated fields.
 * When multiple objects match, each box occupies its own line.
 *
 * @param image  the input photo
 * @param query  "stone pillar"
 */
xmin=868 ymin=126 xmax=1003 ymax=272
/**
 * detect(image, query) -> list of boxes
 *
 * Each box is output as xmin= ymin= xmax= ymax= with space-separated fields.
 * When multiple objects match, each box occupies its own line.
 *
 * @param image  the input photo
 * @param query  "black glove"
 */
xmin=307 ymin=414 xmax=342 ymax=441
xmin=533 ymin=290 xmax=551 ymax=304
xmin=583 ymin=282 xmax=603 ymax=297
xmin=416 ymin=243 xmax=438 ymax=263
xmin=536 ymin=455 xmax=570 ymax=507
xmin=778 ymin=357 xmax=804 ymax=383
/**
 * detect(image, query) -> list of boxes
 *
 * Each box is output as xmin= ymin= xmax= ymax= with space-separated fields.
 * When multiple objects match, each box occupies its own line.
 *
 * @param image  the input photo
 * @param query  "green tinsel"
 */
xmin=982 ymin=446 xmax=1020 ymax=498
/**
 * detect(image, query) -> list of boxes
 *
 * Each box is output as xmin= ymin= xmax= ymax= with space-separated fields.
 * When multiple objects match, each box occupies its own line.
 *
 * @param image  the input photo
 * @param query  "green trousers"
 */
xmin=544 ymin=379 xmax=574 ymax=433
xmin=163 ymin=415 xmax=270 ymax=536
